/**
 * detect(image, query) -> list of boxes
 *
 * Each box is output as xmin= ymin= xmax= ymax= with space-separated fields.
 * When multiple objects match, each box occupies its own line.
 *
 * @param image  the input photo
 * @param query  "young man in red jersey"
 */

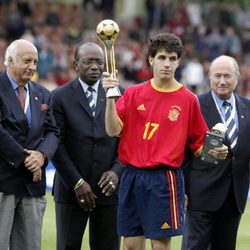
xmin=102 ymin=33 xmax=228 ymax=250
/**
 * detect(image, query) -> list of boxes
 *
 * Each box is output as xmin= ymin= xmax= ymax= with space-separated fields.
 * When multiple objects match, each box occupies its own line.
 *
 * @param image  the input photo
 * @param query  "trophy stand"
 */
xmin=96 ymin=19 xmax=121 ymax=98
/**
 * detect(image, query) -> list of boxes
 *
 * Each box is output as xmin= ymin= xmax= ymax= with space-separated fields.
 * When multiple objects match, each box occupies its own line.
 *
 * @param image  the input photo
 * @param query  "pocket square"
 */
xmin=41 ymin=103 xmax=49 ymax=111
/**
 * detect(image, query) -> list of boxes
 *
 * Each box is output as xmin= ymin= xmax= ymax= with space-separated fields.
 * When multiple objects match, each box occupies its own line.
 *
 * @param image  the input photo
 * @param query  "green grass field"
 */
xmin=42 ymin=193 xmax=250 ymax=250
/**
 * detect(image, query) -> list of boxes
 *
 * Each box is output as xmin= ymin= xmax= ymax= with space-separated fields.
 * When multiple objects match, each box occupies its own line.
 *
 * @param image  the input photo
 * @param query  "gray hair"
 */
xmin=230 ymin=57 xmax=240 ymax=78
xmin=4 ymin=39 xmax=37 ymax=67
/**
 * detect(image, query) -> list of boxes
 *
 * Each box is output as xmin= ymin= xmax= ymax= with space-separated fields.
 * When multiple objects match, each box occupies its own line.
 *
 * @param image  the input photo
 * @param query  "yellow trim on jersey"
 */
xmin=118 ymin=116 xmax=124 ymax=127
xmin=194 ymin=145 xmax=203 ymax=157
xmin=151 ymin=79 xmax=183 ymax=92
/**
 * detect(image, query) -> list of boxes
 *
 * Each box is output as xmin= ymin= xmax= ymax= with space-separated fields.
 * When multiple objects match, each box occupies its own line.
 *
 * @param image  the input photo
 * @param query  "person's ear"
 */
xmin=8 ymin=57 xmax=14 ymax=66
xmin=148 ymin=56 xmax=154 ymax=66
xmin=74 ymin=60 xmax=78 ymax=71
xmin=177 ymin=58 xmax=181 ymax=67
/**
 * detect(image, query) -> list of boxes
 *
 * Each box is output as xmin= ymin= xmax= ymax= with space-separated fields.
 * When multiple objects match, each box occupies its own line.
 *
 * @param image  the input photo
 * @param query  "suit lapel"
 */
xmin=199 ymin=92 xmax=223 ymax=129
xmin=25 ymin=82 xmax=42 ymax=143
xmin=95 ymin=82 xmax=106 ymax=119
xmin=0 ymin=72 xmax=29 ymax=133
xmin=71 ymin=79 xmax=94 ymax=118
xmin=234 ymin=94 xmax=247 ymax=152
xmin=71 ymin=79 xmax=106 ymax=119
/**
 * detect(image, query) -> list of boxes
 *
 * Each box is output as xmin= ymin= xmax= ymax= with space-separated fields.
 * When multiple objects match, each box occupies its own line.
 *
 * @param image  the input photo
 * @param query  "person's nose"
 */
xmin=29 ymin=61 xmax=37 ymax=71
xmin=218 ymin=76 xmax=226 ymax=83
xmin=90 ymin=63 xmax=100 ymax=70
xmin=163 ymin=58 xmax=171 ymax=67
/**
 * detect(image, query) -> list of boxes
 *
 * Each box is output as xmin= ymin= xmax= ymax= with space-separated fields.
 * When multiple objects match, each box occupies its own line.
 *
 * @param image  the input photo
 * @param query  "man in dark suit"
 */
xmin=0 ymin=39 xmax=59 ymax=250
xmin=52 ymin=42 xmax=124 ymax=250
xmin=182 ymin=55 xmax=250 ymax=250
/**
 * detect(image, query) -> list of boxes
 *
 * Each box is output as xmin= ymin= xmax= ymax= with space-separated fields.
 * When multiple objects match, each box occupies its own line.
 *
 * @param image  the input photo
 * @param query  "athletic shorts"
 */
xmin=117 ymin=165 xmax=185 ymax=239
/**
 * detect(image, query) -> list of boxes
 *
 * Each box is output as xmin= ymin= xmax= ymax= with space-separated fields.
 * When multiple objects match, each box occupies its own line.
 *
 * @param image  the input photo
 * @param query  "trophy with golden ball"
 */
xmin=96 ymin=19 xmax=121 ymax=98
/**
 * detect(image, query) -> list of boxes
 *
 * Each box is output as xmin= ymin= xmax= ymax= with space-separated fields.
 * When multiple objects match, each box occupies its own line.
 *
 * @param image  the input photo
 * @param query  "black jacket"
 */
xmin=52 ymin=78 xmax=124 ymax=205
xmin=184 ymin=91 xmax=250 ymax=214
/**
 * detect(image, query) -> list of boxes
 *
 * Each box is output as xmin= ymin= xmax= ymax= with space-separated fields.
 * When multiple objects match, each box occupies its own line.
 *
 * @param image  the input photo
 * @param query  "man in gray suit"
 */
xmin=0 ymin=39 xmax=59 ymax=250
xmin=182 ymin=55 xmax=250 ymax=250
xmin=52 ymin=42 xmax=124 ymax=250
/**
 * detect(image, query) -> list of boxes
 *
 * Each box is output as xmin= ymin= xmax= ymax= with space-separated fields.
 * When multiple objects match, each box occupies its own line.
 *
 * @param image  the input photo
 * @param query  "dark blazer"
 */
xmin=0 ymin=71 xmax=60 ymax=197
xmin=185 ymin=91 xmax=250 ymax=213
xmin=52 ymin=78 xmax=124 ymax=205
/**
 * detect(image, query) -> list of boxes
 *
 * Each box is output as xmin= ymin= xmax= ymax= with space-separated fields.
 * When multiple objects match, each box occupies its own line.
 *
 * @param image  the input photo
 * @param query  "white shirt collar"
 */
xmin=211 ymin=90 xmax=236 ymax=110
xmin=78 ymin=77 xmax=100 ymax=94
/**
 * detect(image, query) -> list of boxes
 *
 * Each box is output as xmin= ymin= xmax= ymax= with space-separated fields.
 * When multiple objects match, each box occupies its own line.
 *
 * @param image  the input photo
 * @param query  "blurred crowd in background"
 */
xmin=0 ymin=0 xmax=249 ymax=96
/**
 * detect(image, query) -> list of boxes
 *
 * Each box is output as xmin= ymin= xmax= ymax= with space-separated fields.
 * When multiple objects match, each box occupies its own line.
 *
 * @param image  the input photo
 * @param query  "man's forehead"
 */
xmin=211 ymin=61 xmax=234 ymax=73
xmin=79 ymin=50 xmax=104 ymax=59
xmin=155 ymin=50 xmax=177 ymax=57
xmin=18 ymin=51 xmax=37 ymax=57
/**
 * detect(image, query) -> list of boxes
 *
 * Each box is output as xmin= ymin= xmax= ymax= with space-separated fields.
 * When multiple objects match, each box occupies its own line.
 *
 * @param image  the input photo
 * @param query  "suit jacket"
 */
xmin=0 ymin=71 xmax=60 ymax=197
xmin=184 ymin=91 xmax=250 ymax=213
xmin=52 ymin=78 xmax=124 ymax=205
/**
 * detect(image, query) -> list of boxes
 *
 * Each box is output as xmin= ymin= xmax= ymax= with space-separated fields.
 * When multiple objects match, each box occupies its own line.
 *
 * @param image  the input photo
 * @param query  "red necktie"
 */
xmin=18 ymin=86 xmax=25 ymax=109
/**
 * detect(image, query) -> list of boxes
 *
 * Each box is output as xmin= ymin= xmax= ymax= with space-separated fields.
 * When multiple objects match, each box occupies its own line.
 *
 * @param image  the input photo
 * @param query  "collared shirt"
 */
xmin=78 ymin=77 xmax=99 ymax=107
xmin=6 ymin=71 xmax=32 ymax=127
xmin=211 ymin=90 xmax=239 ymax=129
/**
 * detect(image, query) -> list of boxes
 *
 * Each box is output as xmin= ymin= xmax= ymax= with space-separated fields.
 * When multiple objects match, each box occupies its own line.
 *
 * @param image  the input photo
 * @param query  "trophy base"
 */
xmin=106 ymin=87 xmax=121 ymax=98
xmin=200 ymin=131 xmax=224 ymax=164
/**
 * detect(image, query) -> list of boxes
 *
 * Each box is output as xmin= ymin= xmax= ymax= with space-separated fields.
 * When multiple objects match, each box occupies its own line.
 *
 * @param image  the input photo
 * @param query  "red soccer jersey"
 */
xmin=116 ymin=80 xmax=208 ymax=168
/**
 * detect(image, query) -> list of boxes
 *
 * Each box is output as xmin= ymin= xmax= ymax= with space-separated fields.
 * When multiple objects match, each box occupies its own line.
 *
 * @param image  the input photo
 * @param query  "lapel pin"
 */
xmin=241 ymin=115 xmax=245 ymax=119
xmin=35 ymin=97 xmax=38 ymax=101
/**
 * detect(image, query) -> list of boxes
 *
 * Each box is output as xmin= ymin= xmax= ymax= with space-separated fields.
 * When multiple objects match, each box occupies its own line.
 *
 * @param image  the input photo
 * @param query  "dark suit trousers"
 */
xmin=182 ymin=184 xmax=241 ymax=250
xmin=55 ymin=202 xmax=120 ymax=250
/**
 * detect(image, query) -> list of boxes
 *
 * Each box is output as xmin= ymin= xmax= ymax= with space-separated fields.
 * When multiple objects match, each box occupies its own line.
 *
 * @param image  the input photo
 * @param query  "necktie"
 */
xmin=18 ymin=86 xmax=25 ymax=109
xmin=86 ymin=86 xmax=96 ymax=116
xmin=223 ymin=100 xmax=238 ymax=151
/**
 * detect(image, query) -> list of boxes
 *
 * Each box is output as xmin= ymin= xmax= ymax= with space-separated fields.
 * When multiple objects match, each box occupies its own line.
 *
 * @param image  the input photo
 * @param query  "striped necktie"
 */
xmin=223 ymin=100 xmax=238 ymax=152
xmin=86 ymin=86 xmax=96 ymax=116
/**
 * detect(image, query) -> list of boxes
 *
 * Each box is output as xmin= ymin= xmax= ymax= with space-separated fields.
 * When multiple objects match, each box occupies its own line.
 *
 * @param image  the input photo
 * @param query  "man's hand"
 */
xmin=24 ymin=149 xmax=45 ymax=172
xmin=74 ymin=181 xmax=97 ymax=212
xmin=33 ymin=168 xmax=42 ymax=182
xmin=208 ymin=144 xmax=228 ymax=160
xmin=102 ymin=72 xmax=119 ymax=93
xmin=98 ymin=170 xmax=119 ymax=197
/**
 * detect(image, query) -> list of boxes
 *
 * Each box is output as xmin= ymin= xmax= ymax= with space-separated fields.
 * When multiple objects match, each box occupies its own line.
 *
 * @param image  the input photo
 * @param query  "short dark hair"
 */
xmin=74 ymin=42 xmax=102 ymax=60
xmin=147 ymin=33 xmax=184 ymax=59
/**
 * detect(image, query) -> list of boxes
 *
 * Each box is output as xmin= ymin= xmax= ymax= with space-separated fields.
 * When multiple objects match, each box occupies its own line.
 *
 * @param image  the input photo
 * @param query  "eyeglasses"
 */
xmin=77 ymin=59 xmax=104 ymax=66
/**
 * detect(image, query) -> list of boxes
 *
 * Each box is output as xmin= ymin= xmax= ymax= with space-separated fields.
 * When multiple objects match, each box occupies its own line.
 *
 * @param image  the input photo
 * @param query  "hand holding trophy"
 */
xmin=96 ymin=19 xmax=121 ymax=98
xmin=200 ymin=123 xmax=228 ymax=164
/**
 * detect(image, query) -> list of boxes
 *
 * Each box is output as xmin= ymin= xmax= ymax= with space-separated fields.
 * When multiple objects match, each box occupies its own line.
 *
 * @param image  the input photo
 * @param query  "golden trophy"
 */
xmin=96 ymin=19 xmax=121 ymax=98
